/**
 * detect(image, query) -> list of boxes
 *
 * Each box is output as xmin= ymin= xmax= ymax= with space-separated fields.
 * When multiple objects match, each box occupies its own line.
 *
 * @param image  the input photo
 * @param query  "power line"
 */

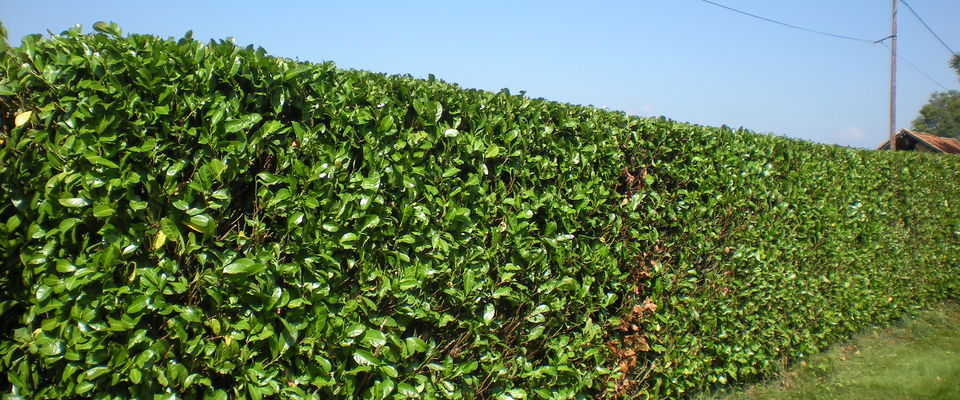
xmin=695 ymin=1 xmax=953 ymax=90
xmin=697 ymin=0 xmax=878 ymax=43
xmin=899 ymin=0 xmax=957 ymax=56
xmin=881 ymin=41 xmax=950 ymax=91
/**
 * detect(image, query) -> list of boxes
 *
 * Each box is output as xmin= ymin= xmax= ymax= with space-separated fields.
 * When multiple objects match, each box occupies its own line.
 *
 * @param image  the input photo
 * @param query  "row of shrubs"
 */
xmin=1 ymin=23 xmax=957 ymax=399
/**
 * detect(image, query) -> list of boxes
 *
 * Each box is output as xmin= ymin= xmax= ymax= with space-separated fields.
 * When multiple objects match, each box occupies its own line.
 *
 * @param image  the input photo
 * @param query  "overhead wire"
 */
xmin=696 ymin=0 xmax=956 ymax=90
xmin=696 ymin=0 xmax=878 ymax=43
xmin=898 ymin=0 xmax=957 ymax=56
xmin=880 ymin=42 xmax=950 ymax=91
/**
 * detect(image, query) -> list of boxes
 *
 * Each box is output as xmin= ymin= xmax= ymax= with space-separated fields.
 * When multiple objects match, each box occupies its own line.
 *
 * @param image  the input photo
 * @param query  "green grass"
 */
xmin=694 ymin=302 xmax=960 ymax=400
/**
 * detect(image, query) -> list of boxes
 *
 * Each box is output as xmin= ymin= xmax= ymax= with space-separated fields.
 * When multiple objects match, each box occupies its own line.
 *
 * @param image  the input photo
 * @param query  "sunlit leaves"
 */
xmin=2 ymin=24 xmax=958 ymax=400
xmin=14 ymin=110 xmax=32 ymax=127
xmin=185 ymin=214 xmax=215 ymax=234
xmin=352 ymin=350 xmax=378 ymax=366
xmin=222 ymin=258 xmax=264 ymax=275
xmin=57 ymin=197 xmax=89 ymax=208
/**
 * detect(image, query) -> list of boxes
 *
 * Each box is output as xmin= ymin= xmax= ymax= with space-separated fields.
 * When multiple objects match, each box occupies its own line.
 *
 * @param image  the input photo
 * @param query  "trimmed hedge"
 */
xmin=0 ymin=24 xmax=958 ymax=399
xmin=610 ymin=121 xmax=960 ymax=397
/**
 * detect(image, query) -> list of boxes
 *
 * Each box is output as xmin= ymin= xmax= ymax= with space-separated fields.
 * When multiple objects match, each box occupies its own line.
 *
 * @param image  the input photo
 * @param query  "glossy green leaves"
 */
xmin=0 ymin=25 xmax=630 ymax=399
xmin=1 ymin=25 xmax=958 ymax=400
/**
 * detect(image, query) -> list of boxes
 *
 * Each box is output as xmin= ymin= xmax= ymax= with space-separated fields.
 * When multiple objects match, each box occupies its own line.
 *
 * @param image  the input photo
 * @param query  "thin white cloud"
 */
xmin=623 ymin=102 xmax=654 ymax=117
xmin=835 ymin=126 xmax=867 ymax=143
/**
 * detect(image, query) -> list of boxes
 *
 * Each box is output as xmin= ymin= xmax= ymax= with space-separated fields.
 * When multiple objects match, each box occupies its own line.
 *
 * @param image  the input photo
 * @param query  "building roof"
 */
xmin=877 ymin=129 xmax=960 ymax=154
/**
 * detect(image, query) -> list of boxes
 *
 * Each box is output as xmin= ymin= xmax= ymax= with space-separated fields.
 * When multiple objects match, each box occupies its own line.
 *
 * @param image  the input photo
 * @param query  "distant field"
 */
xmin=695 ymin=303 xmax=960 ymax=400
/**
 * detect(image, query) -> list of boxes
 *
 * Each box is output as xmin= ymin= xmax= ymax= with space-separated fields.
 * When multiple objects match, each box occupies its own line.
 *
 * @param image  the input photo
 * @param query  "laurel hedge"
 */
xmin=608 ymin=120 xmax=960 ymax=398
xmin=1 ymin=24 xmax=957 ymax=399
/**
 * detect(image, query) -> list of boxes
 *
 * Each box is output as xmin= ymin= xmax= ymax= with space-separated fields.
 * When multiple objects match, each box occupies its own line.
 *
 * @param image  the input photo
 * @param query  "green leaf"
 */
xmin=378 ymin=115 xmax=395 ymax=132
xmin=363 ymin=329 xmax=387 ymax=347
xmin=442 ymin=167 xmax=460 ymax=178
xmin=224 ymin=113 xmax=262 ymax=133
xmin=166 ymin=161 xmax=186 ymax=177
xmin=92 ymin=21 xmax=121 ymax=37
xmin=405 ymin=337 xmax=427 ymax=353
xmin=346 ymin=323 xmax=365 ymax=337
xmin=483 ymin=304 xmax=496 ymax=324
xmin=160 ymin=217 xmax=182 ymax=244
xmin=84 ymin=366 xmax=110 ymax=380
xmin=380 ymin=365 xmax=400 ymax=378
xmin=222 ymin=258 xmax=265 ymax=275
xmin=56 ymin=260 xmax=77 ymax=273
xmin=92 ymin=204 xmax=115 ymax=218
xmin=180 ymin=308 xmax=202 ymax=323
xmin=5 ymin=215 xmax=20 ymax=231
xmin=257 ymin=172 xmax=282 ymax=185
xmin=59 ymin=218 xmax=81 ymax=232
xmin=14 ymin=110 xmax=32 ymax=127
xmin=0 ymin=83 xmax=15 ymax=96
xmin=185 ymin=214 xmax=214 ymax=234
xmin=84 ymin=154 xmax=119 ymax=169
xmin=129 ymin=368 xmax=142 ymax=384
xmin=58 ymin=198 xmax=89 ymax=208
xmin=397 ymin=382 xmax=419 ymax=397
xmin=152 ymin=231 xmax=167 ymax=250
xmin=340 ymin=232 xmax=359 ymax=243
xmin=75 ymin=382 xmax=95 ymax=395
xmin=644 ymin=174 xmax=655 ymax=186
xmin=361 ymin=175 xmax=381 ymax=190
xmin=127 ymin=296 xmax=149 ymax=314
xmin=39 ymin=340 xmax=64 ymax=357
xmin=460 ymin=360 xmax=478 ymax=374
xmin=398 ymin=277 xmax=419 ymax=290
xmin=321 ymin=223 xmax=339 ymax=232
xmin=209 ymin=390 xmax=229 ymax=400
xmin=353 ymin=349 xmax=378 ymax=366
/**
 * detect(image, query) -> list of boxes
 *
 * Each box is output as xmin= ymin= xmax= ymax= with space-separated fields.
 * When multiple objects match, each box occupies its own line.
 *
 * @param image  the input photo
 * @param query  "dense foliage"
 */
xmin=911 ymin=54 xmax=960 ymax=139
xmin=1 ymin=24 xmax=958 ymax=399
xmin=0 ymin=24 xmax=635 ymax=399
xmin=912 ymin=90 xmax=960 ymax=139
xmin=612 ymin=119 xmax=959 ymax=398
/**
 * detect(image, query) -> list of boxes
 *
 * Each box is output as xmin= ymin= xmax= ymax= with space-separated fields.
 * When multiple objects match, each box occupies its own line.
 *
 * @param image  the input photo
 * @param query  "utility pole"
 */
xmin=889 ymin=0 xmax=898 ymax=150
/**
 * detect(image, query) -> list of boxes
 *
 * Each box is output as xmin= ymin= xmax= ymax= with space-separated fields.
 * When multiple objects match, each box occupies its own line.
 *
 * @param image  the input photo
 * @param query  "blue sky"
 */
xmin=4 ymin=1 xmax=959 ymax=148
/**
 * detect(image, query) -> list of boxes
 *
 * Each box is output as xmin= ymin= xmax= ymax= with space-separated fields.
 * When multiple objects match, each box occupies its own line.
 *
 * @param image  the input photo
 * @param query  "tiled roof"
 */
xmin=877 ymin=129 xmax=960 ymax=154
xmin=912 ymin=131 xmax=960 ymax=154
